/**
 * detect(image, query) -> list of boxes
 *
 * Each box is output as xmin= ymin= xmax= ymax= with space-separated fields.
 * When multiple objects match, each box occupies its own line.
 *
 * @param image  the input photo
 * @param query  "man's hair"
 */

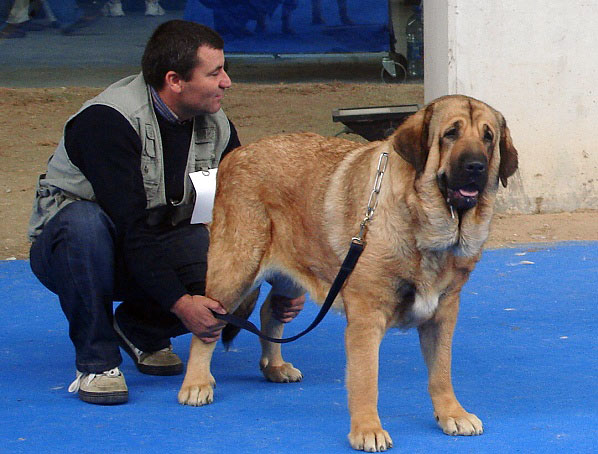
xmin=142 ymin=20 xmax=224 ymax=89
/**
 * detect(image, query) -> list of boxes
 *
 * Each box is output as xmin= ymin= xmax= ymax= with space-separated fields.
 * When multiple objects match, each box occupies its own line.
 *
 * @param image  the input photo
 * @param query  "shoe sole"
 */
xmin=60 ymin=14 xmax=100 ymax=35
xmin=136 ymin=362 xmax=183 ymax=376
xmin=0 ymin=31 xmax=26 ymax=38
xmin=114 ymin=322 xmax=184 ymax=376
xmin=79 ymin=390 xmax=128 ymax=405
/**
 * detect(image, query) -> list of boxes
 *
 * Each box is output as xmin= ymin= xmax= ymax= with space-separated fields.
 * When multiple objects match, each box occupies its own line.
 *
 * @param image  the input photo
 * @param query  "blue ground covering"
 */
xmin=1 ymin=242 xmax=596 ymax=453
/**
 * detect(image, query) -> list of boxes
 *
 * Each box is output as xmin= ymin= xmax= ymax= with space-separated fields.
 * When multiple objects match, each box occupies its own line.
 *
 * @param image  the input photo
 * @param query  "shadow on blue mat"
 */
xmin=1 ymin=242 xmax=596 ymax=453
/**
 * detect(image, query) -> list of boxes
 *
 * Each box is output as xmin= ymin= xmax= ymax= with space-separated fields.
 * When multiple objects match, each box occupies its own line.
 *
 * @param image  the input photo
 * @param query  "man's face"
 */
xmin=176 ymin=45 xmax=231 ymax=119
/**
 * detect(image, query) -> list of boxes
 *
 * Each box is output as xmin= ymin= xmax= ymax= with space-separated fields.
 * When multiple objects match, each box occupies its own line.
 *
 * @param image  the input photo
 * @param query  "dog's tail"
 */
xmin=221 ymin=288 xmax=260 ymax=350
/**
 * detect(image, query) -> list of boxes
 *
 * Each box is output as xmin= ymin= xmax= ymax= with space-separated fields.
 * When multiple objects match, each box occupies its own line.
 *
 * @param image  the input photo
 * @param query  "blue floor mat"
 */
xmin=1 ymin=242 xmax=596 ymax=453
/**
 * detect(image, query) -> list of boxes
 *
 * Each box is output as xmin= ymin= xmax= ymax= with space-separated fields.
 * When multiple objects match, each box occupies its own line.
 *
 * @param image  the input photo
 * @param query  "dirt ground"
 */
xmin=1 ymin=83 xmax=596 ymax=260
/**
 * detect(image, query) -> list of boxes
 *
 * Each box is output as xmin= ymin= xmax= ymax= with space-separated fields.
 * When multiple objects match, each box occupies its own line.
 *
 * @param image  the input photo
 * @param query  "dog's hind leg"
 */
xmin=178 ymin=201 xmax=269 ymax=406
xmin=177 ymin=287 xmax=262 ymax=407
xmin=258 ymin=290 xmax=303 ymax=383
xmin=204 ymin=195 xmax=271 ymax=312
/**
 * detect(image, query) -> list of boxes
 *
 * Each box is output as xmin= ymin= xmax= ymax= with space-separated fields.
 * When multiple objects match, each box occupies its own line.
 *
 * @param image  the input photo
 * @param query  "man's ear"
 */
xmin=391 ymin=104 xmax=433 ymax=174
xmin=497 ymin=115 xmax=519 ymax=188
xmin=164 ymin=71 xmax=183 ymax=94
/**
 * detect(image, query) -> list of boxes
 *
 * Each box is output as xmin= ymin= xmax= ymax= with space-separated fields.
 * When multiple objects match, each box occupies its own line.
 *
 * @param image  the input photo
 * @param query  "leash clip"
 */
xmin=351 ymin=218 xmax=369 ymax=245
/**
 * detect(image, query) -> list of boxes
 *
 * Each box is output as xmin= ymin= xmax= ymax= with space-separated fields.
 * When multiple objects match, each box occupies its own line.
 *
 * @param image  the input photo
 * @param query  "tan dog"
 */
xmin=178 ymin=95 xmax=518 ymax=452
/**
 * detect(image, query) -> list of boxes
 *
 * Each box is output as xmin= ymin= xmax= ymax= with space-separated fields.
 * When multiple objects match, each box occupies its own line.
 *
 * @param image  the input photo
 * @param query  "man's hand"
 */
xmin=270 ymin=294 xmax=306 ymax=323
xmin=171 ymin=294 xmax=227 ymax=343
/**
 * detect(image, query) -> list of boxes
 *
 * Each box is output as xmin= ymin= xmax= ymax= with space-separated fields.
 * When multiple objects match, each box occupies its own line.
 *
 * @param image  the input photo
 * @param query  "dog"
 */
xmin=177 ymin=95 xmax=518 ymax=452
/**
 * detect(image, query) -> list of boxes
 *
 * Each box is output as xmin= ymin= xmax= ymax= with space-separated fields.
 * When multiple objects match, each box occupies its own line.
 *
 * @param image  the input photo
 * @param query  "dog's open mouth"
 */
xmin=438 ymin=172 xmax=485 ymax=213
xmin=446 ymin=183 xmax=480 ymax=211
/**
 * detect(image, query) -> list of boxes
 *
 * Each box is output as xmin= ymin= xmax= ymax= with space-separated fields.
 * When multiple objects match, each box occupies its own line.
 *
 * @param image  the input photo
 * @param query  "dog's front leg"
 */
xmin=345 ymin=314 xmax=393 ymax=452
xmin=178 ymin=335 xmax=217 ymax=406
xmin=259 ymin=291 xmax=303 ymax=383
xmin=417 ymin=294 xmax=483 ymax=436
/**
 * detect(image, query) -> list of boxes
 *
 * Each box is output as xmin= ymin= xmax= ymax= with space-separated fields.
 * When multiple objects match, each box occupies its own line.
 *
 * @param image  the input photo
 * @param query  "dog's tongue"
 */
xmin=459 ymin=188 xmax=479 ymax=197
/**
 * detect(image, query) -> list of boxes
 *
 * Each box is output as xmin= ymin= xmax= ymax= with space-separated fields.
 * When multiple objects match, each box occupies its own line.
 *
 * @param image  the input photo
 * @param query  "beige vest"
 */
xmin=28 ymin=73 xmax=230 ymax=241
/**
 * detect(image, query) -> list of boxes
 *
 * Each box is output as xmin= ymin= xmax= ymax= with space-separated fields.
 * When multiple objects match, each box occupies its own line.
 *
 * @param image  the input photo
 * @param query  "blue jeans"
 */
xmin=43 ymin=0 xmax=83 ymax=28
xmin=30 ymin=201 xmax=303 ymax=374
xmin=30 ymin=201 xmax=211 ymax=373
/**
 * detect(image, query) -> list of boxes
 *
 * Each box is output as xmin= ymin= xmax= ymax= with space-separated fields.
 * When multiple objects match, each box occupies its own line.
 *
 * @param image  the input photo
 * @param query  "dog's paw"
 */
xmin=260 ymin=361 xmax=303 ymax=383
xmin=177 ymin=378 xmax=216 ymax=406
xmin=436 ymin=410 xmax=483 ymax=436
xmin=348 ymin=424 xmax=393 ymax=452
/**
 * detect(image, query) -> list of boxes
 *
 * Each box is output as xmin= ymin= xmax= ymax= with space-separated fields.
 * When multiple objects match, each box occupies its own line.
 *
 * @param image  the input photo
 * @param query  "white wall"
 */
xmin=424 ymin=0 xmax=598 ymax=213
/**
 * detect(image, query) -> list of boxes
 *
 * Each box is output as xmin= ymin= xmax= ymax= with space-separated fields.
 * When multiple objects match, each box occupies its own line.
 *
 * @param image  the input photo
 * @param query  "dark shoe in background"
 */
xmin=17 ymin=20 xmax=46 ymax=32
xmin=61 ymin=13 xmax=100 ymax=36
xmin=0 ymin=23 xmax=26 ymax=39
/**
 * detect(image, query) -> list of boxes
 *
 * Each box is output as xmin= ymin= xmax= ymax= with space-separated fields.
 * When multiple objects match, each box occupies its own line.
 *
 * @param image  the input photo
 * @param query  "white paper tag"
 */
xmin=189 ymin=169 xmax=218 ymax=224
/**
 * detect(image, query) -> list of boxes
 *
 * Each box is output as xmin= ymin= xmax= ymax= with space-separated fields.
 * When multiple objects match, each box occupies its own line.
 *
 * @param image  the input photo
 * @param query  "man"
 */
xmin=28 ymin=20 xmax=305 ymax=405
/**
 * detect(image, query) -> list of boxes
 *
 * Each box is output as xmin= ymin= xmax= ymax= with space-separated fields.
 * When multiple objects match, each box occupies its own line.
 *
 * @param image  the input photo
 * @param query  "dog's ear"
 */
xmin=392 ymin=104 xmax=433 ymax=174
xmin=497 ymin=115 xmax=518 ymax=188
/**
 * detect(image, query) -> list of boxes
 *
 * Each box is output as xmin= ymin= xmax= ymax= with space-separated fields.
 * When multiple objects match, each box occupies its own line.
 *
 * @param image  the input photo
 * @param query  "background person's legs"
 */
xmin=43 ymin=0 xmax=98 ymax=34
xmin=1 ymin=0 xmax=29 ymax=38
xmin=6 ymin=0 xmax=30 ymax=24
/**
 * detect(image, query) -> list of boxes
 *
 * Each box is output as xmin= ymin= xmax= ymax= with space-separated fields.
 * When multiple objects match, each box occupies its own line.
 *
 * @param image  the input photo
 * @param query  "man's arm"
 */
xmin=65 ymin=105 xmax=192 ymax=308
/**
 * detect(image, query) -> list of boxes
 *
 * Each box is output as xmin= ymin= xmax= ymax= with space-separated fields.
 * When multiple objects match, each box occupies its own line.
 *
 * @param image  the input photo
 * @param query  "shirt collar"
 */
xmin=150 ymin=86 xmax=189 ymax=125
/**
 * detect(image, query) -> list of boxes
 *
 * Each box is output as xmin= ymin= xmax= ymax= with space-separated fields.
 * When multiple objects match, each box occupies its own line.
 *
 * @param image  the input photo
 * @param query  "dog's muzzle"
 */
xmin=438 ymin=155 xmax=488 ymax=212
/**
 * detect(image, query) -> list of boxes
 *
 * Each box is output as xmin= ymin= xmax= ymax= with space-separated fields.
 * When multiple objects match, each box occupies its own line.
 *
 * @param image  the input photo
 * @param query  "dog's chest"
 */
xmin=397 ymin=252 xmax=455 ymax=327
xmin=403 ymin=291 xmax=441 ymax=327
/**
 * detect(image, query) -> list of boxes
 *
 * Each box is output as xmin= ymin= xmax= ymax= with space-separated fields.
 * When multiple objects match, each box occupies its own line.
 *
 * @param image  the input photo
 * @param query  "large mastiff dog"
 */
xmin=178 ymin=95 xmax=518 ymax=451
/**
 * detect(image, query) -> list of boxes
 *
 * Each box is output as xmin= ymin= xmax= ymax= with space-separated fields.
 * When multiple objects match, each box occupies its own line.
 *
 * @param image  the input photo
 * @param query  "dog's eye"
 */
xmin=483 ymin=128 xmax=494 ymax=142
xmin=443 ymin=127 xmax=458 ymax=139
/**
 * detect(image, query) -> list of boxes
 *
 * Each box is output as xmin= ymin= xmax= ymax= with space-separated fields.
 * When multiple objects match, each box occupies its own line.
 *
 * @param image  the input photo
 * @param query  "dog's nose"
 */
xmin=465 ymin=160 xmax=486 ymax=175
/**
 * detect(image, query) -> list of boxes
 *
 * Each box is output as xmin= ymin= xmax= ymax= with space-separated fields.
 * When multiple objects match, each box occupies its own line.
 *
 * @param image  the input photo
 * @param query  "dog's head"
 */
xmin=392 ymin=95 xmax=518 ymax=212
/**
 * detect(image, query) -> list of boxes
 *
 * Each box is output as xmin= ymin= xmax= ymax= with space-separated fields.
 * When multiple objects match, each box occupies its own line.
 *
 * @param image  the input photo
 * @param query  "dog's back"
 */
xmin=218 ymin=132 xmax=360 ymax=204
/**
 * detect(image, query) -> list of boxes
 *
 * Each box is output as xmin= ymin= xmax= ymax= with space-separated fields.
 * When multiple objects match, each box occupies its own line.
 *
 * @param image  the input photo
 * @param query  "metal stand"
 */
xmin=332 ymin=104 xmax=419 ymax=141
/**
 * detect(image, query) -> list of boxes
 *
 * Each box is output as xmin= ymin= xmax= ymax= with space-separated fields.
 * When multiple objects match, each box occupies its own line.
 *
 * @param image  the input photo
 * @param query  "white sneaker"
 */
xmin=145 ymin=0 xmax=165 ymax=16
xmin=68 ymin=367 xmax=128 ymax=405
xmin=101 ymin=0 xmax=125 ymax=17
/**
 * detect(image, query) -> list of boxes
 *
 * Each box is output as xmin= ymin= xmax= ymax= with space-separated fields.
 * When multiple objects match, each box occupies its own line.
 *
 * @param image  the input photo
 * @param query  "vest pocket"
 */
xmin=29 ymin=175 xmax=70 ymax=241
xmin=141 ymin=124 xmax=160 ymax=204
xmin=141 ymin=164 xmax=159 ymax=207
xmin=142 ymin=180 xmax=159 ymax=206
xmin=141 ymin=154 xmax=159 ymax=204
